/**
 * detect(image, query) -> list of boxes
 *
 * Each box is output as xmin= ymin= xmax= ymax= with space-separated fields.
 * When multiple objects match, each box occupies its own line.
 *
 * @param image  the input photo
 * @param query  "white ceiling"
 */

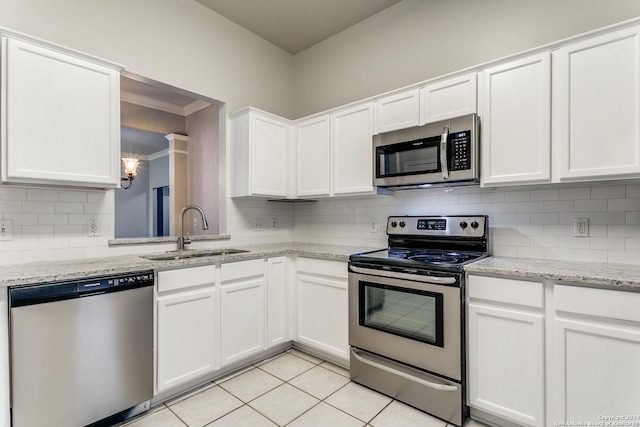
xmin=194 ymin=0 xmax=403 ymax=54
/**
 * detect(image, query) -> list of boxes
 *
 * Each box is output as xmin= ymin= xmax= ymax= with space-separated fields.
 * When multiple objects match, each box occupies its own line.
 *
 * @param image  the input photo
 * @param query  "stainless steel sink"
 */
xmin=142 ymin=248 xmax=248 ymax=261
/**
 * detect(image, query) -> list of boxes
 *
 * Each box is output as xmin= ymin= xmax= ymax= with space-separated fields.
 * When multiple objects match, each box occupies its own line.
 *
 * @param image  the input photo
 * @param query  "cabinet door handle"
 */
xmin=440 ymin=126 xmax=449 ymax=180
xmin=351 ymin=349 xmax=458 ymax=392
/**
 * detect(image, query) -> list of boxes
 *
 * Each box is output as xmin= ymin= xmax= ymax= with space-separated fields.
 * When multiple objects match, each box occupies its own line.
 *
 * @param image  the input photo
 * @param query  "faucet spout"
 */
xmin=178 ymin=205 xmax=209 ymax=251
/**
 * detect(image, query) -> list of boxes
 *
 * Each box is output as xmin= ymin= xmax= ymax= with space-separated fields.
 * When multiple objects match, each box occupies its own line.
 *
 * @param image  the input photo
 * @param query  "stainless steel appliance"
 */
xmin=349 ymin=215 xmax=488 ymax=426
xmin=9 ymin=271 xmax=154 ymax=427
xmin=374 ymin=114 xmax=479 ymax=189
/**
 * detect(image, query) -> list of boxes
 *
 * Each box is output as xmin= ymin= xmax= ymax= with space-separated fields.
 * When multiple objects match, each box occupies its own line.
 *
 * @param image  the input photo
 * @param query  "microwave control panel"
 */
xmin=450 ymin=130 xmax=471 ymax=171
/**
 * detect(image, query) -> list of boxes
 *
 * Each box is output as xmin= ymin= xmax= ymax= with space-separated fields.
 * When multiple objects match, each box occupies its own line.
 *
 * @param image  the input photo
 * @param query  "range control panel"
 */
xmin=387 ymin=215 xmax=487 ymax=237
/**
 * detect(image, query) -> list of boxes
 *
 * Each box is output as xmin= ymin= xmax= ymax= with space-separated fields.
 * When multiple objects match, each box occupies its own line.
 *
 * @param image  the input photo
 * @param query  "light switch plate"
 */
xmin=0 ymin=219 xmax=13 ymax=241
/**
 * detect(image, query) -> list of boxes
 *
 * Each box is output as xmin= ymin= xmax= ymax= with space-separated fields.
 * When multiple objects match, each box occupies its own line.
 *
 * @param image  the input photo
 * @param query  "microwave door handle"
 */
xmin=440 ymin=126 xmax=449 ymax=179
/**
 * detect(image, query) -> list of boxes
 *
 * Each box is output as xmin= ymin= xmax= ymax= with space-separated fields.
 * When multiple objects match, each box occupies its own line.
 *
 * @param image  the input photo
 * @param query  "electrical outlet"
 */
xmin=573 ymin=217 xmax=589 ymax=237
xmin=0 ymin=219 xmax=13 ymax=241
xmin=254 ymin=218 xmax=264 ymax=231
xmin=193 ymin=217 xmax=198 ymax=227
xmin=369 ymin=220 xmax=378 ymax=233
xmin=270 ymin=218 xmax=277 ymax=230
xmin=88 ymin=219 xmax=98 ymax=237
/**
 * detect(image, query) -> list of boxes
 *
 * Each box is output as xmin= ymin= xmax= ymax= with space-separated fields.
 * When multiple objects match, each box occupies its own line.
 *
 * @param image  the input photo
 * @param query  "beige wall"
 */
xmin=121 ymin=102 xmax=187 ymax=135
xmin=186 ymin=105 xmax=220 ymax=235
xmin=293 ymin=0 xmax=640 ymax=118
xmin=0 ymin=0 xmax=295 ymax=117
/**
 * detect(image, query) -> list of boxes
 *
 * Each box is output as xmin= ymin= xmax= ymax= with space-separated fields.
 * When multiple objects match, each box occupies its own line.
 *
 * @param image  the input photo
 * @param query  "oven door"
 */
xmin=348 ymin=266 xmax=462 ymax=381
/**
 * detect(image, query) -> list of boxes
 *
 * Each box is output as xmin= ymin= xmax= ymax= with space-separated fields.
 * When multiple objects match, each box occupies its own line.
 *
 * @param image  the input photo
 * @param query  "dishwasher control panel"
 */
xmin=82 ymin=272 xmax=154 ymax=293
xmin=10 ymin=271 xmax=154 ymax=307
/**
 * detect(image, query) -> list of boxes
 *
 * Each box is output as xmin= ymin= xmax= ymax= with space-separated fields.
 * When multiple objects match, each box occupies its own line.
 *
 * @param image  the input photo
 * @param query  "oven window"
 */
xmin=358 ymin=281 xmax=444 ymax=347
xmin=376 ymin=138 xmax=440 ymax=178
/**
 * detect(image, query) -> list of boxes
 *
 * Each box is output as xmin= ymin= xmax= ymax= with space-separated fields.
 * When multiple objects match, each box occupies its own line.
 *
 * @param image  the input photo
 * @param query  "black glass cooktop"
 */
xmin=351 ymin=248 xmax=486 ymax=271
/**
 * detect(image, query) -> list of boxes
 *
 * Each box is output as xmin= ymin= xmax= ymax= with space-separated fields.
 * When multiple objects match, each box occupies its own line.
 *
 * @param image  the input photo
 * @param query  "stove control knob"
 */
xmin=391 ymin=221 xmax=398 ymax=228
xmin=399 ymin=221 xmax=406 ymax=228
xmin=471 ymin=221 xmax=479 ymax=229
xmin=459 ymin=221 xmax=468 ymax=229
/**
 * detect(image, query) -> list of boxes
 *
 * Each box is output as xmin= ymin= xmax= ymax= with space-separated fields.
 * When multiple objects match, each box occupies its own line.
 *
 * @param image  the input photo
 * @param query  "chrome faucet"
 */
xmin=178 ymin=205 xmax=209 ymax=251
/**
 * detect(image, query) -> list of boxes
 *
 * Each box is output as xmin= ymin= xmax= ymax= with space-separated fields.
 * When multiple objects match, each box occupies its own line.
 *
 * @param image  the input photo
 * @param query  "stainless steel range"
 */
xmin=348 ymin=215 xmax=488 ymax=427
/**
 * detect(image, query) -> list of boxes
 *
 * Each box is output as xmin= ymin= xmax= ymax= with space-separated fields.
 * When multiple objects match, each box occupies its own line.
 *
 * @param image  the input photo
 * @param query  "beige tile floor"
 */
xmin=122 ymin=349 xmax=488 ymax=427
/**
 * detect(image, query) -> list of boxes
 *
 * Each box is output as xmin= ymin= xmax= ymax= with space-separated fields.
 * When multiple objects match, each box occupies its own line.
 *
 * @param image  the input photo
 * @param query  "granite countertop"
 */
xmin=465 ymin=256 xmax=640 ymax=291
xmin=0 ymin=242 xmax=376 ymax=288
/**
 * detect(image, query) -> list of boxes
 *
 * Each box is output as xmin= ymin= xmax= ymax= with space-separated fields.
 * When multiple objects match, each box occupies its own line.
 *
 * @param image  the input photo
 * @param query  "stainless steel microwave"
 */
xmin=374 ymin=114 xmax=479 ymax=189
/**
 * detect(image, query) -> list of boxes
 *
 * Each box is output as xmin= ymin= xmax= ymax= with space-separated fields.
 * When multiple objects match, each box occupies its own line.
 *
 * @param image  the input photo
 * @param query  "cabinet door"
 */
xmin=552 ymin=285 xmax=640 ymax=422
xmin=479 ymin=52 xmax=551 ymax=186
xmin=375 ymin=88 xmax=420 ymax=134
xmin=267 ymin=256 xmax=288 ymax=347
xmin=553 ymin=25 xmax=640 ymax=181
xmin=421 ymin=72 xmax=477 ymax=124
xmin=331 ymin=102 xmax=374 ymax=195
xmin=296 ymin=259 xmax=348 ymax=362
xmin=220 ymin=259 xmax=266 ymax=366
xmin=156 ymin=287 xmax=218 ymax=393
xmin=296 ymin=115 xmax=330 ymax=197
xmin=2 ymin=37 xmax=121 ymax=188
xmin=250 ymin=113 xmax=290 ymax=197
xmin=553 ymin=318 xmax=640 ymax=422
xmin=467 ymin=303 xmax=545 ymax=427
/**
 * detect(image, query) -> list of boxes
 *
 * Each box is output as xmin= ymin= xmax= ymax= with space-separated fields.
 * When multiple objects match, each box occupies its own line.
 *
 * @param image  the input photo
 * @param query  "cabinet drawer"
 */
xmin=297 ymin=257 xmax=348 ymax=279
xmin=468 ymin=275 xmax=544 ymax=309
xmin=555 ymin=285 xmax=640 ymax=322
xmin=158 ymin=265 xmax=216 ymax=293
xmin=221 ymin=258 xmax=264 ymax=283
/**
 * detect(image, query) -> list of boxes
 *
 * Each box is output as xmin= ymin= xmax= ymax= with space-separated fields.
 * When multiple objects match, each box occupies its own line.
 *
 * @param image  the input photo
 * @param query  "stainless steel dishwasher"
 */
xmin=9 ymin=271 xmax=154 ymax=427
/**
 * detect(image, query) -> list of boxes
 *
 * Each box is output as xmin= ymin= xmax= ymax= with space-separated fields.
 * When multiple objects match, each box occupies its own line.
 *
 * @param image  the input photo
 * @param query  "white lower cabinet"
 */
xmin=552 ymin=285 xmax=640 ymax=423
xmin=469 ymin=274 xmax=640 ymax=427
xmin=295 ymin=257 xmax=349 ymax=363
xmin=467 ymin=275 xmax=545 ymax=427
xmin=267 ymin=256 xmax=289 ymax=347
xmin=156 ymin=265 xmax=218 ymax=394
xmin=220 ymin=259 xmax=267 ymax=367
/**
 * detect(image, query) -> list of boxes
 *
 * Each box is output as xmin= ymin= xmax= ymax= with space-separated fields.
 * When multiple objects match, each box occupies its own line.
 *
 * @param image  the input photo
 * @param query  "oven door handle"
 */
xmin=351 ymin=349 xmax=458 ymax=392
xmin=349 ymin=265 xmax=457 ymax=285
xmin=440 ymin=126 xmax=449 ymax=180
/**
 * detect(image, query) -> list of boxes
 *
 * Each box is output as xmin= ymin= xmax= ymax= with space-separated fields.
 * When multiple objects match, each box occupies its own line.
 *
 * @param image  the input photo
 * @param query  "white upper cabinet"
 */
xmin=374 ymin=73 xmax=476 ymax=135
xmin=553 ymin=25 xmax=640 ymax=182
xmin=230 ymin=107 xmax=292 ymax=198
xmin=421 ymin=72 xmax=477 ymax=124
xmin=296 ymin=115 xmax=331 ymax=197
xmin=1 ymin=34 xmax=122 ymax=188
xmin=375 ymin=88 xmax=421 ymax=134
xmin=331 ymin=102 xmax=375 ymax=196
xmin=479 ymin=52 xmax=552 ymax=186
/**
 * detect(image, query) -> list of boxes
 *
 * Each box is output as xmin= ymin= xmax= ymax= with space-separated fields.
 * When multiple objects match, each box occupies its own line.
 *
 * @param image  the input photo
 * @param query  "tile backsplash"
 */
xmin=0 ymin=186 xmax=295 ymax=265
xmin=293 ymin=181 xmax=640 ymax=266
xmin=1 ymin=181 xmax=639 ymax=266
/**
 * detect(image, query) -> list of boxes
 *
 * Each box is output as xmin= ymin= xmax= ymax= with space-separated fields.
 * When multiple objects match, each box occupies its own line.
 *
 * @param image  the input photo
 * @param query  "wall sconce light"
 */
xmin=121 ymin=157 xmax=139 ymax=189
